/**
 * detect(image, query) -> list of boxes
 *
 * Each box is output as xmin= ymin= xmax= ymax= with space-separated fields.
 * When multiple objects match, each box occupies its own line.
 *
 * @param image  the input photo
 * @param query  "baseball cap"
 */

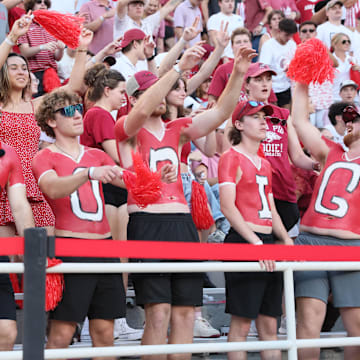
xmin=126 ymin=71 xmax=158 ymax=96
xmin=326 ymin=0 xmax=342 ymax=11
xmin=120 ymin=29 xmax=146 ymax=49
xmin=244 ymin=63 xmax=277 ymax=82
xmin=128 ymin=0 xmax=145 ymax=4
xmin=340 ymin=80 xmax=358 ymax=91
xmin=232 ymin=101 xmax=273 ymax=125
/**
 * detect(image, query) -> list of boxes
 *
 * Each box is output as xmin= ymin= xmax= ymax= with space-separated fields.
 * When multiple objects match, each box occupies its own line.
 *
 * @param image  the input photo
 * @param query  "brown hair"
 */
xmin=164 ymin=78 xmax=186 ymax=120
xmin=228 ymin=119 xmax=244 ymax=145
xmin=267 ymin=10 xmax=285 ymax=28
xmin=231 ymin=27 xmax=251 ymax=45
xmin=24 ymin=0 xmax=51 ymax=11
xmin=0 ymin=53 xmax=31 ymax=106
xmin=122 ymin=39 xmax=144 ymax=54
xmin=84 ymin=64 xmax=125 ymax=102
xmin=36 ymin=89 xmax=81 ymax=138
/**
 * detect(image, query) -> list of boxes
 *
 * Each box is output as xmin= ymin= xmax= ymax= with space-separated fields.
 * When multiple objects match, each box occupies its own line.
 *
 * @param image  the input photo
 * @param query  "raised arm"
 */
xmin=158 ymin=16 xmax=201 ymax=77
xmin=116 ymin=0 xmax=131 ymax=19
xmin=0 ymin=15 xmax=32 ymax=69
xmin=124 ymin=44 xmax=206 ymax=138
xmin=159 ymin=0 xmax=184 ymax=21
xmin=186 ymin=21 xmax=229 ymax=94
xmin=292 ymin=82 xmax=329 ymax=165
xmin=88 ymin=36 xmax=123 ymax=67
xmin=183 ymin=47 xmax=257 ymax=140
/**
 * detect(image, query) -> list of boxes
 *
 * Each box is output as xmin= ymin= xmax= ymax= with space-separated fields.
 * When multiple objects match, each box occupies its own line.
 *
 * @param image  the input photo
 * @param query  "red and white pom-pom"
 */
xmin=43 ymin=67 xmax=62 ymax=93
xmin=287 ymin=38 xmax=335 ymax=85
xmin=33 ymin=10 xmax=84 ymax=49
xmin=122 ymin=152 xmax=162 ymax=208
xmin=191 ymin=181 xmax=214 ymax=230
xmin=45 ymin=258 xmax=64 ymax=312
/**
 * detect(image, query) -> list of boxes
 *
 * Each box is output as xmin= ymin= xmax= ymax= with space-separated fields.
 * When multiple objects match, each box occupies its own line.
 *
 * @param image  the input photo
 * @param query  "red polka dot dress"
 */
xmin=0 ymin=108 xmax=55 ymax=227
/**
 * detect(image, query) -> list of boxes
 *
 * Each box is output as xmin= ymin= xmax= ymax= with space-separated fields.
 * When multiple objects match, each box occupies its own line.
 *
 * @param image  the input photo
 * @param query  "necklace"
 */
xmin=53 ymin=142 xmax=80 ymax=160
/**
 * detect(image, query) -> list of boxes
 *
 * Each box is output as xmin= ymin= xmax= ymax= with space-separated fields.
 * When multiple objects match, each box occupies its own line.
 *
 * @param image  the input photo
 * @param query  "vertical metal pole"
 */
xmin=23 ymin=227 xmax=47 ymax=360
xmin=284 ymin=267 xmax=298 ymax=360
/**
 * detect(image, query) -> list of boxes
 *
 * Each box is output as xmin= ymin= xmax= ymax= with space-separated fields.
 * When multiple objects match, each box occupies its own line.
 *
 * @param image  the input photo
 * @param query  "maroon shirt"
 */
xmin=245 ymin=0 xmax=270 ymax=33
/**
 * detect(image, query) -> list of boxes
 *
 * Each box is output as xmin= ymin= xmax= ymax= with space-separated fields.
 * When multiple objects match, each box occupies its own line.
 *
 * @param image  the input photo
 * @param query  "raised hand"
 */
xmin=78 ymin=27 xmax=94 ymax=50
xmin=182 ymin=16 xmax=201 ymax=42
xmin=102 ymin=36 xmax=123 ymax=56
xmin=143 ymin=35 xmax=155 ymax=58
xmin=178 ymin=42 xmax=206 ymax=71
xmin=9 ymin=13 xmax=33 ymax=41
xmin=233 ymin=46 xmax=257 ymax=74
xmin=215 ymin=20 xmax=230 ymax=49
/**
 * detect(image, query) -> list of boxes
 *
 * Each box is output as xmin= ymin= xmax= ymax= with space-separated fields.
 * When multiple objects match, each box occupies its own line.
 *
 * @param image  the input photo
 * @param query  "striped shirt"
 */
xmin=345 ymin=1 xmax=360 ymax=28
xmin=18 ymin=22 xmax=57 ymax=72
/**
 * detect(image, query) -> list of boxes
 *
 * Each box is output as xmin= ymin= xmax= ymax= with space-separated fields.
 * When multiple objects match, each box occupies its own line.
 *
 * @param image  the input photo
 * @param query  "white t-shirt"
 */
xmin=112 ymin=52 xmax=148 ymax=81
xmin=207 ymin=12 xmax=244 ymax=58
xmin=57 ymin=51 xmax=75 ymax=82
xmin=114 ymin=11 xmax=160 ymax=39
xmin=316 ymin=21 xmax=355 ymax=50
xmin=332 ymin=53 xmax=352 ymax=102
xmin=51 ymin=0 xmax=76 ymax=13
xmin=259 ymin=37 xmax=296 ymax=93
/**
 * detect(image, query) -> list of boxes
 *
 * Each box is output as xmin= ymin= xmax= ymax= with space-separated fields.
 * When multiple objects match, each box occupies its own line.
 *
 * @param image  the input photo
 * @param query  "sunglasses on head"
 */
xmin=300 ymin=28 xmax=315 ymax=34
xmin=54 ymin=104 xmax=84 ymax=117
xmin=343 ymin=105 xmax=360 ymax=123
xmin=266 ymin=116 xmax=287 ymax=126
xmin=234 ymin=101 xmax=265 ymax=122
xmin=342 ymin=39 xmax=351 ymax=44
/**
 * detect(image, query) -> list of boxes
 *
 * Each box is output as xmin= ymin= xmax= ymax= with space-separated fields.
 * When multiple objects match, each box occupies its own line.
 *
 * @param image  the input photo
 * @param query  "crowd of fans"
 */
xmin=0 ymin=0 xmax=360 ymax=359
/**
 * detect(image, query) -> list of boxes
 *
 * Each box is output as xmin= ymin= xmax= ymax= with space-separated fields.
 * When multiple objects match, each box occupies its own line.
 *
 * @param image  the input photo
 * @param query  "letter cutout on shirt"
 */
xmin=256 ymin=174 xmax=272 ymax=219
xmin=70 ymin=167 xmax=103 ymax=221
xmin=315 ymin=162 xmax=360 ymax=218
xmin=149 ymin=147 xmax=179 ymax=175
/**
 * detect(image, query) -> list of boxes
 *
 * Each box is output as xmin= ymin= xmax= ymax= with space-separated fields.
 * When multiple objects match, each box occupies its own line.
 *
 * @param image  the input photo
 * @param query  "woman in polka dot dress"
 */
xmin=0 ymin=17 xmax=93 ymax=236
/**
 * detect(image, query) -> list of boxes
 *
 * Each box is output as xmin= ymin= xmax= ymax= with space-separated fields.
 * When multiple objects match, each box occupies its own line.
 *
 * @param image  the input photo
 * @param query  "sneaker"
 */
xmin=193 ymin=317 xmax=220 ymax=338
xmin=114 ymin=318 xmax=144 ymax=341
xmin=207 ymin=229 xmax=225 ymax=243
xmin=278 ymin=315 xmax=287 ymax=335
xmin=248 ymin=320 xmax=258 ymax=336
xmin=80 ymin=317 xmax=91 ymax=343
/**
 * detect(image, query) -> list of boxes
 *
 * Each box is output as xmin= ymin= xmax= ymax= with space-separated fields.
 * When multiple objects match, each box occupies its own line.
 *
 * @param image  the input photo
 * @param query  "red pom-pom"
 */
xmin=33 ymin=10 xmax=84 ymax=49
xmin=191 ymin=181 xmax=214 ymax=230
xmin=287 ymin=38 xmax=335 ymax=85
xmin=45 ymin=258 xmax=64 ymax=312
xmin=122 ymin=152 xmax=162 ymax=208
xmin=43 ymin=67 xmax=61 ymax=93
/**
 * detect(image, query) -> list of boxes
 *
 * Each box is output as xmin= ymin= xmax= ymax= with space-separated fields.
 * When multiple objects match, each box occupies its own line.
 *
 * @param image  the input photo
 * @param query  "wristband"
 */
xmin=100 ymin=15 xmax=105 ymax=22
xmin=91 ymin=56 xmax=97 ymax=64
xmin=259 ymin=22 xmax=264 ymax=27
xmin=88 ymin=167 xmax=95 ymax=180
xmin=39 ymin=44 xmax=45 ymax=51
xmin=254 ymin=240 xmax=263 ymax=245
xmin=147 ymin=54 xmax=156 ymax=61
xmin=5 ymin=37 xmax=15 ymax=46
xmin=173 ymin=64 xmax=183 ymax=75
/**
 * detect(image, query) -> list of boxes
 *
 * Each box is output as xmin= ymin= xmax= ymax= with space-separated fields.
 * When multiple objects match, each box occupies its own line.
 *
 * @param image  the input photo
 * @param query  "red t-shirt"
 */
xmin=80 ymin=106 xmax=115 ymax=149
xmin=0 ymin=143 xmax=24 ymax=192
xmin=32 ymin=146 xmax=114 ymax=236
xmin=296 ymin=0 xmax=317 ymax=23
xmin=115 ymin=116 xmax=192 ymax=207
xmin=219 ymin=147 xmax=273 ymax=227
xmin=261 ymin=105 xmax=297 ymax=203
xmin=301 ymin=139 xmax=360 ymax=236
xmin=245 ymin=0 xmax=270 ymax=33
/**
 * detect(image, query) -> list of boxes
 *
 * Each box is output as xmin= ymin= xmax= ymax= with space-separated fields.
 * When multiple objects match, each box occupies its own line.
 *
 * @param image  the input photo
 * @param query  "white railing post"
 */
xmin=284 ymin=267 xmax=297 ymax=360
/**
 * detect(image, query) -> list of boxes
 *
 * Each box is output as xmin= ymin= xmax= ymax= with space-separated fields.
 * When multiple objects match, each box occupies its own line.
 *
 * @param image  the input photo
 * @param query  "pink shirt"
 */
xmin=244 ymin=0 xmax=270 ymax=33
xmin=174 ymin=0 xmax=202 ymax=47
xmin=268 ymin=0 xmax=299 ymax=14
xmin=79 ymin=0 xmax=114 ymax=54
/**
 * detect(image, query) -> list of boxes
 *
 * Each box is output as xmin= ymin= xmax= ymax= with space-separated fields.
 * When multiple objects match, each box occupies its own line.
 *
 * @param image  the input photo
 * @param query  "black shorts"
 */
xmin=0 ymin=257 xmax=16 ymax=321
xmin=49 ymin=256 xmax=126 ymax=323
xmin=103 ymin=183 xmax=127 ymax=207
xmin=224 ymin=229 xmax=283 ymax=319
xmin=275 ymin=88 xmax=291 ymax=107
xmin=127 ymin=212 xmax=203 ymax=307
xmin=274 ymin=199 xmax=299 ymax=231
xmin=165 ymin=25 xmax=174 ymax=39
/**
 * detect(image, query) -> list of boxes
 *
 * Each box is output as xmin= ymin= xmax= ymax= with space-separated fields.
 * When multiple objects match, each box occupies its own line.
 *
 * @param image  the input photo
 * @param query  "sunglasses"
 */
xmin=342 ymin=39 xmax=351 ymax=44
xmin=300 ymin=28 xmax=315 ymax=34
xmin=343 ymin=105 xmax=360 ymax=123
xmin=35 ymin=0 xmax=48 ymax=4
xmin=54 ymin=104 xmax=84 ymax=117
xmin=266 ymin=116 xmax=287 ymax=126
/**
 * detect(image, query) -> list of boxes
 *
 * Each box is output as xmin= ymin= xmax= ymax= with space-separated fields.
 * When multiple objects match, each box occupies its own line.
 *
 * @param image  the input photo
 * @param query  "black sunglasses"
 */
xmin=54 ymin=104 xmax=84 ymax=117
xmin=266 ymin=116 xmax=287 ymax=126
xmin=300 ymin=28 xmax=315 ymax=34
xmin=343 ymin=106 xmax=360 ymax=123
xmin=342 ymin=39 xmax=351 ymax=44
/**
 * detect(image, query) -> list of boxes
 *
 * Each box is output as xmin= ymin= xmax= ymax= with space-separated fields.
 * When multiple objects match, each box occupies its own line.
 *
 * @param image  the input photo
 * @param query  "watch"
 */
xmin=259 ymin=22 xmax=264 ymax=27
xmin=173 ymin=64 xmax=183 ymax=75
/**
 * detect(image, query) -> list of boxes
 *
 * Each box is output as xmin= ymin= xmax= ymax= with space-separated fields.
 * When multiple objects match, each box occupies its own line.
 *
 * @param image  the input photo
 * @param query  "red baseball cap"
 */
xmin=126 ymin=70 xmax=158 ymax=96
xmin=244 ymin=62 xmax=277 ymax=82
xmin=121 ymin=29 xmax=146 ymax=49
xmin=232 ymin=101 xmax=273 ymax=125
